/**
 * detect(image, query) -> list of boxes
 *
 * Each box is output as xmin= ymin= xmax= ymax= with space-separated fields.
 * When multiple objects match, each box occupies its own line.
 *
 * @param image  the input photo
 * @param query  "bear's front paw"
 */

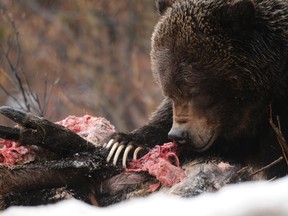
xmin=103 ymin=132 xmax=149 ymax=168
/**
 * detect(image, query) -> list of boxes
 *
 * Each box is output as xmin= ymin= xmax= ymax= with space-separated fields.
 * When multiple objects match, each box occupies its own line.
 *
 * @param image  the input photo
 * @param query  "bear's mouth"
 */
xmin=192 ymin=129 xmax=219 ymax=152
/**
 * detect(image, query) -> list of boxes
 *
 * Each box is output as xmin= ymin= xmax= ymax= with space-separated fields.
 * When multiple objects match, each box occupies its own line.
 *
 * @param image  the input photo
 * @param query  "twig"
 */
xmin=0 ymin=84 xmax=24 ymax=109
xmin=0 ymin=8 xmax=56 ymax=117
xmin=237 ymin=166 xmax=249 ymax=174
xmin=1 ymin=47 xmax=31 ymax=113
xmin=251 ymin=156 xmax=283 ymax=177
xmin=269 ymin=105 xmax=288 ymax=166
xmin=268 ymin=176 xmax=277 ymax=182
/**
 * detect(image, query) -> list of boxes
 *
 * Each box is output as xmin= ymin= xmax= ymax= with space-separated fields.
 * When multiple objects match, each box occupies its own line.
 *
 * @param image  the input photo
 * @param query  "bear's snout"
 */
xmin=168 ymin=123 xmax=219 ymax=152
xmin=168 ymin=127 xmax=190 ymax=145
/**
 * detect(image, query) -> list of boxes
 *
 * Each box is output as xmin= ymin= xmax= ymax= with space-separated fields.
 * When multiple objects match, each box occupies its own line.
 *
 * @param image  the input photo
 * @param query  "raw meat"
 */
xmin=0 ymin=115 xmax=115 ymax=166
xmin=127 ymin=142 xmax=187 ymax=187
xmin=0 ymin=115 xmax=185 ymax=188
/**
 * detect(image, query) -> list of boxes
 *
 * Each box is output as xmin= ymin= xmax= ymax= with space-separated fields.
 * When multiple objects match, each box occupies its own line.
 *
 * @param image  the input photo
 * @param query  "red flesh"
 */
xmin=0 ymin=115 xmax=115 ymax=166
xmin=127 ymin=143 xmax=187 ymax=187
xmin=0 ymin=115 xmax=186 ymax=188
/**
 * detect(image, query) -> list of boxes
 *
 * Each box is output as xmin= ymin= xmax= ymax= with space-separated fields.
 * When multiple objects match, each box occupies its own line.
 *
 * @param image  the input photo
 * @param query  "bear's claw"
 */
xmin=105 ymin=138 xmax=144 ymax=168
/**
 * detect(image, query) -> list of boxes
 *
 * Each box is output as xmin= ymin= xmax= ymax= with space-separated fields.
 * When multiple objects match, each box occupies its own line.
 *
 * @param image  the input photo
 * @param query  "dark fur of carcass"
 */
xmin=0 ymin=107 xmax=259 ymax=209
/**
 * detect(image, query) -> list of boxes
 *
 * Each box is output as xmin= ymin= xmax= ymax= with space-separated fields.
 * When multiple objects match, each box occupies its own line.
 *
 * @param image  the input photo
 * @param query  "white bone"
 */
xmin=106 ymin=142 xmax=119 ymax=162
xmin=133 ymin=146 xmax=143 ymax=160
xmin=113 ymin=144 xmax=125 ymax=166
xmin=122 ymin=144 xmax=133 ymax=168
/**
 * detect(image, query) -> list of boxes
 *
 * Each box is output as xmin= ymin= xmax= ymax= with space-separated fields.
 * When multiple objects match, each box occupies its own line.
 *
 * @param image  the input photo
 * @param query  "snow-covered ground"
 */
xmin=3 ymin=176 xmax=288 ymax=216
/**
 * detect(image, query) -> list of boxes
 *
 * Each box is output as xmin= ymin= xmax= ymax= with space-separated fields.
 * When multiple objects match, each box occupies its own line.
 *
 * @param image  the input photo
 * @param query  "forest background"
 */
xmin=0 ymin=0 xmax=161 ymax=132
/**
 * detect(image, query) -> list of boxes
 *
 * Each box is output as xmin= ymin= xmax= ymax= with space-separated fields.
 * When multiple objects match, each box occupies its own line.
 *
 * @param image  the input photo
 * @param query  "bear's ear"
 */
xmin=155 ymin=0 xmax=176 ymax=15
xmin=224 ymin=0 xmax=255 ymax=29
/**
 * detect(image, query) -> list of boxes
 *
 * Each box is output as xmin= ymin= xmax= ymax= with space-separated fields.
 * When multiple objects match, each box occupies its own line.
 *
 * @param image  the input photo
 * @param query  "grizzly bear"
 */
xmin=1 ymin=0 xmax=288 ymax=208
xmin=106 ymin=0 xmax=288 ymax=179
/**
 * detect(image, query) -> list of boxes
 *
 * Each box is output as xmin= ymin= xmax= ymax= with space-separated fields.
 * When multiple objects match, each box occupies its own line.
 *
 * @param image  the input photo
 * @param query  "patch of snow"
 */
xmin=3 ymin=176 xmax=288 ymax=216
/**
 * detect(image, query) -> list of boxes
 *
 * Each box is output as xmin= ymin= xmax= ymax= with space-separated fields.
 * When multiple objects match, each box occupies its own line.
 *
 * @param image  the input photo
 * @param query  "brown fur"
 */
xmin=2 ymin=0 xmax=288 ymax=208
xmin=109 ymin=0 xmax=288 ymax=179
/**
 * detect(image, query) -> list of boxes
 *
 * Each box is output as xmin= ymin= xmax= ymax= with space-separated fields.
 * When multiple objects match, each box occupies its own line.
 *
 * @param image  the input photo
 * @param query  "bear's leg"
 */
xmin=105 ymin=98 xmax=173 ymax=167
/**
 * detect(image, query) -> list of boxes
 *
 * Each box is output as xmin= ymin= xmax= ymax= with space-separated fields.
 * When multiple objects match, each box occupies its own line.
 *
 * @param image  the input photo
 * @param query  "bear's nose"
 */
xmin=168 ymin=128 xmax=190 ymax=145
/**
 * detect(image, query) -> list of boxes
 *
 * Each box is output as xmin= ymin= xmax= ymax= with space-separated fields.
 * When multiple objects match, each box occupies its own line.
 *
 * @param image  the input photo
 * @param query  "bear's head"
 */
xmin=151 ymin=0 xmax=288 ymax=151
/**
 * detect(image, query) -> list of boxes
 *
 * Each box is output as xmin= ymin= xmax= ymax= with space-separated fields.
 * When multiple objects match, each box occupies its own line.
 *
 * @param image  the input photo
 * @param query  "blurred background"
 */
xmin=0 ymin=0 xmax=163 ymax=132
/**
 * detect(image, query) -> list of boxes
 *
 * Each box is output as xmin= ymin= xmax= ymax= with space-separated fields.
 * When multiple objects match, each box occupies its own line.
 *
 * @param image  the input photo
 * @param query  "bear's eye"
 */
xmin=188 ymin=91 xmax=200 ymax=99
xmin=184 ymin=86 xmax=199 ymax=99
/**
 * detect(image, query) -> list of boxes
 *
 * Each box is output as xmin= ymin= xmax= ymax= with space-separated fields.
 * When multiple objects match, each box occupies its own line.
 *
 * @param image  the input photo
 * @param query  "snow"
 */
xmin=3 ymin=176 xmax=288 ymax=216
